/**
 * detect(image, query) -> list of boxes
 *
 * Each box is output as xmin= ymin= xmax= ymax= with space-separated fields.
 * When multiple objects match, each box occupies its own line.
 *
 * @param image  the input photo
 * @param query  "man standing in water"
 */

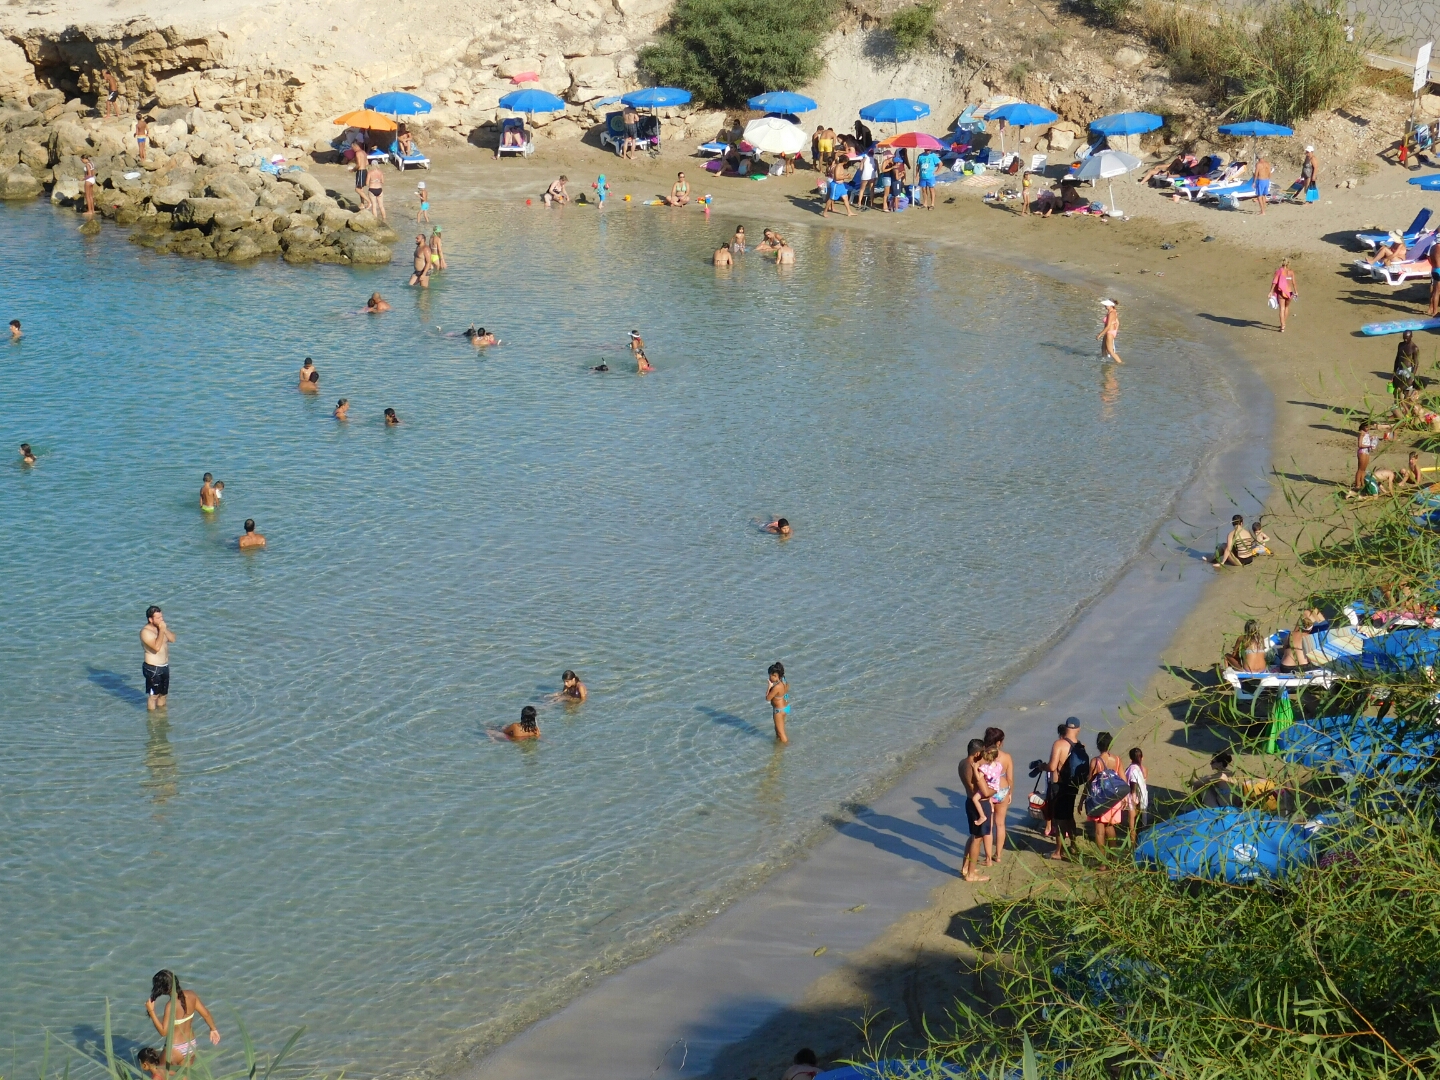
xmin=199 ymin=472 xmax=217 ymax=512
xmin=239 ymin=519 xmax=266 ymax=549
xmin=140 ymin=606 xmax=175 ymax=711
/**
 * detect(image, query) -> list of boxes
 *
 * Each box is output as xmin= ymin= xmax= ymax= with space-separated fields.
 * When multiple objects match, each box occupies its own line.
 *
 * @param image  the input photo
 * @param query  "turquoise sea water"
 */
xmin=0 ymin=199 xmax=1234 ymax=1077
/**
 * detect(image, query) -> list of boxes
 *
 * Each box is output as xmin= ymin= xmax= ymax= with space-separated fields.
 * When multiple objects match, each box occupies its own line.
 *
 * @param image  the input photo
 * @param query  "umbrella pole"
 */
xmin=1109 ymin=178 xmax=1118 ymax=217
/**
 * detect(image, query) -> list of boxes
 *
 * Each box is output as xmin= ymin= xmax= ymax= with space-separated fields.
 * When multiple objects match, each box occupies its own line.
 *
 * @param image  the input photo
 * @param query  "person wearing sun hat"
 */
xmin=1375 ymin=230 xmax=1408 ymax=267
xmin=1097 ymin=298 xmax=1122 ymax=364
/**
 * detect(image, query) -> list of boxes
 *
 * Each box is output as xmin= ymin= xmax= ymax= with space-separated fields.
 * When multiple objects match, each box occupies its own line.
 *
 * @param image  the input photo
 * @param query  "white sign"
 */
xmin=1416 ymin=41 xmax=1433 ymax=96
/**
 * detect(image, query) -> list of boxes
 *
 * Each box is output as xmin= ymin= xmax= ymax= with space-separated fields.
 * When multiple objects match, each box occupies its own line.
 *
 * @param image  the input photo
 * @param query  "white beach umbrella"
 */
xmin=1073 ymin=149 xmax=1142 ymax=216
xmin=742 ymin=116 xmax=808 ymax=156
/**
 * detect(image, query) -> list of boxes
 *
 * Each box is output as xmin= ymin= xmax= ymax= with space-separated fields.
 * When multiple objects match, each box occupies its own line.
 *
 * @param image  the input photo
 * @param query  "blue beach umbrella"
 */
xmin=747 ymin=90 xmax=818 ymax=114
xmin=621 ymin=86 xmax=692 ymax=109
xmin=1217 ymin=120 xmax=1294 ymax=137
xmin=984 ymin=101 xmax=1059 ymax=154
xmin=859 ymin=98 xmax=931 ymax=125
xmin=1135 ymin=808 xmax=1315 ymax=883
xmin=1090 ymin=111 xmax=1163 ymax=136
xmin=1408 ymin=174 xmax=1440 ymax=190
xmin=363 ymin=91 xmax=432 ymax=116
xmin=498 ymin=89 xmax=566 ymax=115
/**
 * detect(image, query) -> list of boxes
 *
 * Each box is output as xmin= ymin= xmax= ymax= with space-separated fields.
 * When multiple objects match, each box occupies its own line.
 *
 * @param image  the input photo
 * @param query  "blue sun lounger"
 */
xmin=389 ymin=138 xmax=430 ymax=171
xmin=1357 ymin=208 xmax=1432 ymax=251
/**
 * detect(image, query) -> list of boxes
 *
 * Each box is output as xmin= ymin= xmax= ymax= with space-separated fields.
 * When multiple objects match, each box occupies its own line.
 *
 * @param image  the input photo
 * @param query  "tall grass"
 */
xmin=1136 ymin=0 xmax=1378 ymax=125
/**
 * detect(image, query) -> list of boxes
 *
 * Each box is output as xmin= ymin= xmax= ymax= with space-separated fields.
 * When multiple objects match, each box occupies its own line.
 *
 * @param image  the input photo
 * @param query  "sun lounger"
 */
xmin=1222 ymin=666 xmax=1338 ymax=706
xmin=497 ymin=117 xmax=534 ymax=158
xmin=366 ymin=146 xmax=388 ymax=167
xmin=697 ymin=141 xmax=729 ymax=157
xmin=599 ymin=112 xmax=661 ymax=156
xmin=389 ymin=138 xmax=430 ymax=170
xmin=1356 ymin=208 xmax=1432 ymax=251
xmin=1354 ymin=232 xmax=1438 ymax=284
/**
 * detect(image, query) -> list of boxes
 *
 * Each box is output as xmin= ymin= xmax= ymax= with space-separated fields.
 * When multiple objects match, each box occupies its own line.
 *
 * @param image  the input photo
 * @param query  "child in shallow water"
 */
xmin=766 ymin=662 xmax=789 ymax=744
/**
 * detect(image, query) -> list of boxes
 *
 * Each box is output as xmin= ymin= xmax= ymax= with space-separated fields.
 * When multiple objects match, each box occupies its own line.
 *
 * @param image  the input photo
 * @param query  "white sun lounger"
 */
xmin=1222 ymin=667 xmax=1338 ymax=705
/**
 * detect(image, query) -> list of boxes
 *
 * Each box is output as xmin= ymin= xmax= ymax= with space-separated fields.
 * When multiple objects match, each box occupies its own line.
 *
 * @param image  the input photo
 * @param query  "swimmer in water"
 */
xmin=766 ymin=661 xmax=789 ymax=744
xmin=557 ymin=670 xmax=587 ymax=702
xmin=334 ymin=398 xmax=349 ymax=420
xmin=592 ymin=361 xmax=610 ymax=372
xmin=775 ymin=240 xmax=795 ymax=266
xmin=365 ymin=293 xmax=391 ymax=313
xmin=299 ymin=357 xmax=318 ymax=391
xmin=238 ymin=518 xmax=266 ymax=549
xmin=9 ymin=319 xmax=20 ymax=341
xmin=20 ymin=442 xmax=36 ymax=464
xmin=501 ymin=705 xmax=540 ymax=741
xmin=763 ymin=517 xmax=792 ymax=537
xmin=464 ymin=326 xmax=498 ymax=347
xmin=756 ymin=228 xmax=783 ymax=253
xmin=384 ymin=408 xmax=401 ymax=426
xmin=629 ymin=329 xmax=644 ymax=355
xmin=713 ymin=244 xmax=733 ymax=267
xmin=199 ymin=473 xmax=217 ymax=512
xmin=636 ymin=348 xmax=654 ymax=374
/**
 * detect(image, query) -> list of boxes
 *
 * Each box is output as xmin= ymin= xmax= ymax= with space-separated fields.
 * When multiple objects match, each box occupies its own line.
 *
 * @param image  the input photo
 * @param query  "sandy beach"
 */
xmin=278 ymin=138 xmax=1438 ymax=1078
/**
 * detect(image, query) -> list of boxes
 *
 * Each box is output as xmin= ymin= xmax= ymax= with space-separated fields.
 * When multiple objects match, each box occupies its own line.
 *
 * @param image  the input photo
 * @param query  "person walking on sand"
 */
xmin=409 ymin=235 xmax=430 ymax=288
xmin=958 ymin=739 xmax=994 ymax=882
xmin=1353 ymin=419 xmax=1392 ymax=491
xmin=367 ymin=167 xmax=386 ymax=221
xmin=146 ymin=970 xmax=219 ymax=1064
xmin=82 ymin=155 xmax=96 ymax=216
xmin=1270 ymin=257 xmax=1296 ymax=332
xmin=1085 ymin=731 xmax=1126 ymax=850
xmin=135 ymin=114 xmax=149 ymax=162
xmin=1047 ymin=718 xmax=1086 ymax=860
xmin=981 ymin=727 xmax=1013 ymax=865
xmin=766 ymin=662 xmax=790 ymax=744
xmin=1097 ymin=298 xmax=1122 ymax=363
xmin=1126 ymin=747 xmax=1149 ymax=843
xmin=140 ymin=606 xmax=175 ymax=712
xmin=1253 ymin=153 xmax=1272 ymax=214
xmin=1299 ymin=146 xmax=1318 ymax=203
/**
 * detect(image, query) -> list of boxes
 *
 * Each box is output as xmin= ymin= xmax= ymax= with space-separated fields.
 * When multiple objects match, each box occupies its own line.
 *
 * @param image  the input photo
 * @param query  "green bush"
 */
xmin=1067 ymin=0 xmax=1136 ymax=28
xmin=888 ymin=3 xmax=939 ymax=53
xmin=1139 ymin=0 xmax=1378 ymax=125
xmin=637 ymin=0 xmax=839 ymax=107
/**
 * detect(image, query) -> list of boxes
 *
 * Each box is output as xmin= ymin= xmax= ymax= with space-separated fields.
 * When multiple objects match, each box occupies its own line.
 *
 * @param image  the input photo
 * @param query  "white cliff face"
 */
xmin=0 ymin=0 xmax=676 ymax=143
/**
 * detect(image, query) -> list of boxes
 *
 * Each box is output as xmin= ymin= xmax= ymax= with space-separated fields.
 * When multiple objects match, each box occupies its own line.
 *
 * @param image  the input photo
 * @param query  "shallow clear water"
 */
xmin=0 ymin=199 xmax=1233 ymax=1077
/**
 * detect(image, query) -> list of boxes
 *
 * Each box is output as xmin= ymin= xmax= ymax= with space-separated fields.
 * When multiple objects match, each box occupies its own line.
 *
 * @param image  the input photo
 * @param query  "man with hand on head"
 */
xmin=140 ymin=606 xmax=176 ymax=712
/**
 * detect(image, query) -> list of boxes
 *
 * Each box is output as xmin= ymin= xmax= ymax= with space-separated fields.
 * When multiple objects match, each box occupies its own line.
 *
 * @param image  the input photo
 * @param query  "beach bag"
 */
xmin=1084 ymin=767 xmax=1131 ymax=818
xmin=1364 ymin=473 xmax=1380 ymax=496
xmin=1028 ymin=773 xmax=1048 ymax=818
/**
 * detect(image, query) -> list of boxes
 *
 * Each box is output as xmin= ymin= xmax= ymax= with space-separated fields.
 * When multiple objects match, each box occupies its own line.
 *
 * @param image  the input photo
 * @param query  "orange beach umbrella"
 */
xmin=333 ymin=109 xmax=398 ymax=131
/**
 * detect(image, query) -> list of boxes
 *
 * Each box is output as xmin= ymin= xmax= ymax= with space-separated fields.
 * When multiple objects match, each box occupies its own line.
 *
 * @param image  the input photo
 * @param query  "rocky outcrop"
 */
xmin=0 ymin=87 xmax=392 ymax=264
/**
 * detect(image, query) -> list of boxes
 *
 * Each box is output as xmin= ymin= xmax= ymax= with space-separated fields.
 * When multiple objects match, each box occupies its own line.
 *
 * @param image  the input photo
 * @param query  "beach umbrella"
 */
xmin=363 ymin=92 xmax=432 ymax=116
xmin=1089 ymin=111 xmax=1163 ymax=136
xmin=880 ymin=131 xmax=945 ymax=150
xmin=622 ymin=86 xmax=692 ymax=109
xmin=859 ymin=98 xmax=932 ymax=132
xmin=1217 ymin=120 xmax=1294 ymax=137
xmin=1408 ymin=174 xmax=1440 ymax=190
xmin=333 ymin=109 xmax=397 ymax=131
xmin=498 ymin=89 xmax=566 ymax=115
xmin=742 ymin=116 xmax=807 ymax=155
xmin=1074 ymin=149 xmax=1141 ymax=216
xmin=747 ymin=91 xmax=818 ymax=114
xmin=984 ymin=101 xmax=1058 ymax=155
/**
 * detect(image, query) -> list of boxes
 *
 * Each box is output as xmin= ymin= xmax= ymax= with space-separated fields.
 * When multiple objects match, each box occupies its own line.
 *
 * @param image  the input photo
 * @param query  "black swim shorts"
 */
xmin=355 ymin=169 xmax=367 ymax=188
xmin=107 ymin=90 xmax=119 ymax=102
xmin=142 ymin=662 xmax=170 ymax=697
xmin=965 ymin=797 xmax=991 ymax=838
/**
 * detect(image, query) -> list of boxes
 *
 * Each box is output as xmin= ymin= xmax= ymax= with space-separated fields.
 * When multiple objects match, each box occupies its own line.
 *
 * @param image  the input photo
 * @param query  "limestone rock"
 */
xmin=372 ymin=223 xmax=400 ymax=244
xmin=281 ymin=225 xmax=323 ymax=248
xmin=155 ymin=73 xmax=201 ymax=108
xmin=319 ymin=206 xmax=353 ymax=230
xmin=1114 ymin=47 xmax=1146 ymax=68
xmin=114 ymin=207 xmax=141 ymax=225
xmin=0 ymin=164 xmax=42 ymax=199
xmin=0 ymin=38 xmax=35 ymax=98
xmin=212 ymin=209 xmax=250 ymax=230
xmin=173 ymin=197 xmax=241 ymax=226
xmin=340 ymin=232 xmax=392 ymax=263
xmin=497 ymin=57 xmax=543 ymax=78
xmin=19 ymin=139 xmax=48 ymax=169
xmin=347 ymin=209 xmax=380 ymax=233
xmin=1047 ymin=126 xmax=1076 ymax=151
xmin=49 ymin=121 xmax=89 ymax=158
xmin=151 ymin=184 xmax=192 ymax=209
xmin=259 ymin=186 xmax=301 ymax=213
xmin=78 ymin=218 xmax=102 ymax=235
xmin=29 ymin=89 xmax=64 ymax=112
xmin=218 ymin=232 xmax=262 ymax=261
xmin=206 ymin=172 xmax=259 ymax=206
xmin=287 ymin=212 xmax=319 ymax=231
xmin=200 ymin=147 xmax=234 ymax=167
xmin=614 ymin=0 xmax=669 ymax=19
xmin=51 ymin=176 xmax=81 ymax=204
xmin=280 ymin=169 xmax=326 ymax=199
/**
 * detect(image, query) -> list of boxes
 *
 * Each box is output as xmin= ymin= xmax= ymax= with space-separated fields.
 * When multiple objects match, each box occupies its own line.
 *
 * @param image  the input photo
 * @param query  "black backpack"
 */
xmin=1063 ymin=741 xmax=1089 ymax=786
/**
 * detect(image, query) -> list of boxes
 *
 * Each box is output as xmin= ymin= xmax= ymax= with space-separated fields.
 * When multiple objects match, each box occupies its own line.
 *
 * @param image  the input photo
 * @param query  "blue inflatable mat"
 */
xmin=1361 ymin=316 xmax=1440 ymax=336
xmin=1134 ymin=808 xmax=1313 ymax=882
xmin=1277 ymin=714 xmax=1440 ymax=778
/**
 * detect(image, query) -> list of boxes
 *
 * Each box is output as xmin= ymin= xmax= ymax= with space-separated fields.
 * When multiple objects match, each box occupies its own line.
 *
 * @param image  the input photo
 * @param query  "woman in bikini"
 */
xmin=1086 ymin=732 xmax=1126 ymax=850
xmin=146 ymin=970 xmax=219 ymax=1064
xmin=1270 ymin=257 xmax=1297 ymax=333
xmin=665 ymin=172 xmax=690 ymax=206
xmin=979 ymin=728 xmax=1013 ymax=865
xmin=1098 ymin=299 xmax=1122 ymax=363
xmin=766 ymin=662 xmax=790 ymax=744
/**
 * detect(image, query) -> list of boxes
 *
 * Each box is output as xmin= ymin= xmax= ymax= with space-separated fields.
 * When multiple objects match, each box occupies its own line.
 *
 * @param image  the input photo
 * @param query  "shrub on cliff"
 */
xmin=888 ymin=4 xmax=939 ymax=53
xmin=637 ymin=0 xmax=838 ymax=106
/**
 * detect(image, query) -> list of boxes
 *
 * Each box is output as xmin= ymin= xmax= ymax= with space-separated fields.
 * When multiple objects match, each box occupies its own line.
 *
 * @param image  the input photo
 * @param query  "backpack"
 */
xmin=1063 ymin=741 xmax=1089 ymax=786
xmin=1085 ymin=764 xmax=1131 ymax=818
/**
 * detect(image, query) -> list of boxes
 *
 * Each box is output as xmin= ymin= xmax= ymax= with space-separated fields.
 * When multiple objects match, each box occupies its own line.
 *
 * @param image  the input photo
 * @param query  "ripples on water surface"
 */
xmin=0 ymin=199 xmax=1234 ymax=1076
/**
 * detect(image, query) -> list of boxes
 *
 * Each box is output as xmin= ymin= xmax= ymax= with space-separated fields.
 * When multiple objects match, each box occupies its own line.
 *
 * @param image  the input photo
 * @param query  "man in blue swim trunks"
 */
xmin=917 ymin=148 xmax=940 ymax=209
xmin=1253 ymin=154 xmax=1272 ymax=215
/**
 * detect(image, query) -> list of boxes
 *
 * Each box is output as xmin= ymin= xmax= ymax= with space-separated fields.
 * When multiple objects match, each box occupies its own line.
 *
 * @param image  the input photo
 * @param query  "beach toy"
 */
xmin=525 ymin=198 xmax=532 ymax=205
xmin=623 ymin=194 xmax=631 ymax=201
xmin=703 ymin=194 xmax=712 ymax=204
xmin=1361 ymin=316 xmax=1440 ymax=336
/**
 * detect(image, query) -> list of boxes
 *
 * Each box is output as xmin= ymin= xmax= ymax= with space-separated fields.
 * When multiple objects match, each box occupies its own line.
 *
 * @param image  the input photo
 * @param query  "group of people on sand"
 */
xmin=712 ymin=224 xmax=794 ymax=267
xmin=1040 ymin=718 xmax=1148 ymax=860
xmin=819 ymin=140 xmax=943 ymax=217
